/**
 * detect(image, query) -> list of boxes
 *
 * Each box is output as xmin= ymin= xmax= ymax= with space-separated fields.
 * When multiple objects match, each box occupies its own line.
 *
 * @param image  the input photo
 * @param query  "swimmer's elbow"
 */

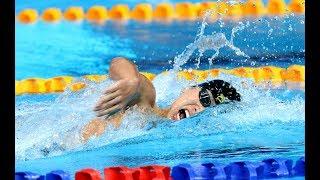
xmin=109 ymin=57 xmax=139 ymax=80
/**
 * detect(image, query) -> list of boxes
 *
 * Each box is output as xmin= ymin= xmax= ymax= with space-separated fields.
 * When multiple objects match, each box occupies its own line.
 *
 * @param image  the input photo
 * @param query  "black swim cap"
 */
xmin=196 ymin=80 xmax=241 ymax=107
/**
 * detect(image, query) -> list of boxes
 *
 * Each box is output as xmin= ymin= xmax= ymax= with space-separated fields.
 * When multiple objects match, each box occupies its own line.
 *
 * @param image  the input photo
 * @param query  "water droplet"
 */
xmin=250 ymin=61 xmax=256 ymax=66
xmin=288 ymin=25 xmax=293 ymax=31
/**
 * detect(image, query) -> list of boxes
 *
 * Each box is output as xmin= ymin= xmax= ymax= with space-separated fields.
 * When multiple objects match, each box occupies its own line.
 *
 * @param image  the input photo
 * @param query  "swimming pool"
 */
xmin=15 ymin=0 xmax=305 ymax=179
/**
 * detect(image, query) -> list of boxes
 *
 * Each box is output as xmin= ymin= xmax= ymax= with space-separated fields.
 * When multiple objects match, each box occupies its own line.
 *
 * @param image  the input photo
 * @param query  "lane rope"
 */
xmin=15 ymin=65 xmax=305 ymax=95
xmin=16 ymin=0 xmax=305 ymax=24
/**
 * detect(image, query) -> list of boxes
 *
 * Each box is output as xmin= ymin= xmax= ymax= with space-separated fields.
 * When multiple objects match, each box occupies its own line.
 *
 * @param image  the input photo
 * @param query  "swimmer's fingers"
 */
xmin=96 ymin=103 xmax=124 ymax=117
xmin=103 ymin=80 xmax=125 ymax=94
xmin=94 ymin=90 xmax=121 ymax=110
xmin=95 ymin=95 xmax=123 ymax=112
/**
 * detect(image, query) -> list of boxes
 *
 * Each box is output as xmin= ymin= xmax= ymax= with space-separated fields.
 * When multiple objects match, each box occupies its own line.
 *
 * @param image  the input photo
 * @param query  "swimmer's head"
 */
xmin=167 ymin=80 xmax=241 ymax=120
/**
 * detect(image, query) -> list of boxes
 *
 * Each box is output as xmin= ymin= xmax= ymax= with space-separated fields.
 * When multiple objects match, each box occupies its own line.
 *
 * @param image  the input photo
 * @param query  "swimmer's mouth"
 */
xmin=177 ymin=109 xmax=190 ymax=120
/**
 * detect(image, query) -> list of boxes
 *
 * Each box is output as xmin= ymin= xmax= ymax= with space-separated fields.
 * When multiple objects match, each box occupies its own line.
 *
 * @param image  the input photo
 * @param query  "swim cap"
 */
xmin=197 ymin=80 xmax=241 ymax=107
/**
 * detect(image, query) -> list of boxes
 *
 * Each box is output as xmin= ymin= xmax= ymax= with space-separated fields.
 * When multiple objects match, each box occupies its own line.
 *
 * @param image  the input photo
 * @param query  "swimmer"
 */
xmin=81 ymin=57 xmax=241 ymax=142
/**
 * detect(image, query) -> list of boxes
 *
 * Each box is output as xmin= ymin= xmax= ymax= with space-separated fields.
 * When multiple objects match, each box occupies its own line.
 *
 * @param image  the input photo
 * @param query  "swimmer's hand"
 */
xmin=81 ymin=118 xmax=108 ymax=142
xmin=94 ymin=78 xmax=141 ymax=118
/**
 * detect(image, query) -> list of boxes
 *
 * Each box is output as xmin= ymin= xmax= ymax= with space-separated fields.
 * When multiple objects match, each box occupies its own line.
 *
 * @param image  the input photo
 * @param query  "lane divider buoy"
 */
xmin=42 ymin=8 xmax=62 ymax=22
xmin=86 ymin=6 xmax=108 ymax=23
xmin=17 ymin=9 xmax=38 ymax=24
xmin=16 ymin=0 xmax=304 ymax=24
xmin=63 ymin=7 xmax=85 ymax=22
xmin=15 ymin=65 xmax=304 ymax=96
xmin=15 ymin=156 xmax=305 ymax=180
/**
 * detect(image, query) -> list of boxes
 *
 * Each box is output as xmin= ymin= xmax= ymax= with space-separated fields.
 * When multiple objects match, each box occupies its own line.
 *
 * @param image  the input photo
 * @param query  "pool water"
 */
xmin=15 ymin=0 xmax=305 ymax=178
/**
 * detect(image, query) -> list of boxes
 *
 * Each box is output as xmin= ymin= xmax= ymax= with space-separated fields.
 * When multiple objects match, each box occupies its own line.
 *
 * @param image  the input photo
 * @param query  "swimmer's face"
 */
xmin=167 ymin=87 xmax=205 ymax=120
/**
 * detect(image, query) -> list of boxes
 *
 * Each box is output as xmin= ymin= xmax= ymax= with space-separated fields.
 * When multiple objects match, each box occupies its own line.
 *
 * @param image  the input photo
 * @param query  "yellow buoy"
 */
xmin=83 ymin=75 xmax=107 ymax=82
xmin=193 ymin=70 xmax=209 ymax=82
xmin=231 ymin=67 xmax=254 ymax=78
xmin=208 ymin=69 xmax=220 ymax=77
xmin=177 ymin=71 xmax=195 ymax=81
xmin=18 ymin=9 xmax=38 ymax=24
xmin=228 ymin=3 xmax=243 ymax=15
xmin=288 ymin=0 xmax=305 ymax=14
xmin=70 ymin=82 xmax=86 ymax=91
xmin=153 ymin=3 xmax=175 ymax=21
xmin=64 ymin=7 xmax=85 ymax=22
xmin=175 ymin=2 xmax=198 ymax=20
xmin=45 ymin=76 xmax=73 ymax=92
xmin=42 ymin=8 xmax=62 ymax=23
xmin=217 ymin=2 xmax=229 ymax=16
xmin=16 ymin=81 xmax=23 ymax=95
xmin=131 ymin=3 xmax=153 ymax=22
xmin=267 ymin=0 xmax=287 ymax=15
xmin=140 ymin=72 xmax=156 ymax=81
xmin=19 ymin=78 xmax=46 ymax=94
xmin=285 ymin=65 xmax=305 ymax=82
xmin=243 ymin=0 xmax=266 ymax=16
xmin=196 ymin=2 xmax=218 ymax=19
xmin=86 ymin=6 xmax=108 ymax=23
xmin=109 ymin=4 xmax=130 ymax=20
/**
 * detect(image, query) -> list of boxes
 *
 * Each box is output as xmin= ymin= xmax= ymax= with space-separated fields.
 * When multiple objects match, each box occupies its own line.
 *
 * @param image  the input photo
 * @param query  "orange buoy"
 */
xmin=217 ymin=2 xmax=229 ymax=16
xmin=267 ymin=0 xmax=287 ymax=15
xmin=45 ymin=76 xmax=73 ymax=92
xmin=231 ymin=67 xmax=253 ymax=78
xmin=18 ymin=9 xmax=38 ymax=24
xmin=177 ymin=71 xmax=195 ymax=81
xmin=15 ymin=81 xmax=23 ymax=95
xmin=209 ymin=69 xmax=220 ymax=77
xmin=252 ymin=66 xmax=284 ymax=85
xmin=20 ymin=78 xmax=46 ymax=93
xmin=83 ymin=75 xmax=107 ymax=82
xmin=153 ymin=3 xmax=175 ymax=21
xmin=86 ymin=6 xmax=108 ymax=23
xmin=285 ymin=65 xmax=304 ymax=82
xmin=196 ymin=1 xmax=218 ymax=19
xmin=42 ymin=8 xmax=62 ymax=22
xmin=288 ymin=0 xmax=305 ymax=14
xmin=131 ymin=3 xmax=153 ymax=22
xmin=261 ymin=66 xmax=284 ymax=82
xmin=70 ymin=82 xmax=86 ymax=91
xmin=193 ymin=70 xmax=209 ymax=82
xmin=64 ymin=7 xmax=85 ymax=22
xmin=140 ymin=72 xmax=156 ymax=81
xmin=109 ymin=4 xmax=130 ymax=20
xmin=175 ymin=2 xmax=198 ymax=20
xmin=227 ymin=3 xmax=243 ymax=17
xmin=243 ymin=0 xmax=266 ymax=16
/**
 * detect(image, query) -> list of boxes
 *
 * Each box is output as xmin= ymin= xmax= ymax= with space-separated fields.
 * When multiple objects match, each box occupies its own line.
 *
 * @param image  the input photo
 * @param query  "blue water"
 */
xmin=16 ymin=0 xmax=305 ymax=178
xmin=16 ymin=14 xmax=304 ymax=79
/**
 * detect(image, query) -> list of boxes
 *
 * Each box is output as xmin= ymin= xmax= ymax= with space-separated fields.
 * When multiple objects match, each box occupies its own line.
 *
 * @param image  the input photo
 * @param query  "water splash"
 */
xmin=15 ymin=11 xmax=305 ymax=162
xmin=173 ymin=11 xmax=249 ymax=70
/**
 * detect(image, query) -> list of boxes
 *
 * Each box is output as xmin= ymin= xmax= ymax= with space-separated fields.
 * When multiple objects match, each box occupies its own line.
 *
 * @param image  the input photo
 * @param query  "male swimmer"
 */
xmin=81 ymin=57 xmax=241 ymax=141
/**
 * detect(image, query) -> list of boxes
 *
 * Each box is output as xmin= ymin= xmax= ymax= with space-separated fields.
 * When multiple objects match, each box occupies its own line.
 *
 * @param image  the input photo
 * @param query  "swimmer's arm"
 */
xmin=94 ymin=57 xmax=156 ymax=117
xmin=81 ymin=115 xmax=122 ymax=142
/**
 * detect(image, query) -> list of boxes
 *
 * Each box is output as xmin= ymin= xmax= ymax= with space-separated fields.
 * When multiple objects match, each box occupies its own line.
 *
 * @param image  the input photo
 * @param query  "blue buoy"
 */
xmin=15 ymin=172 xmax=44 ymax=180
xmin=261 ymin=158 xmax=293 ymax=178
xmin=171 ymin=163 xmax=227 ymax=180
xmin=171 ymin=163 xmax=196 ymax=180
xmin=224 ymin=161 xmax=264 ymax=179
xmin=292 ymin=156 xmax=305 ymax=176
xmin=46 ymin=170 xmax=71 ymax=180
